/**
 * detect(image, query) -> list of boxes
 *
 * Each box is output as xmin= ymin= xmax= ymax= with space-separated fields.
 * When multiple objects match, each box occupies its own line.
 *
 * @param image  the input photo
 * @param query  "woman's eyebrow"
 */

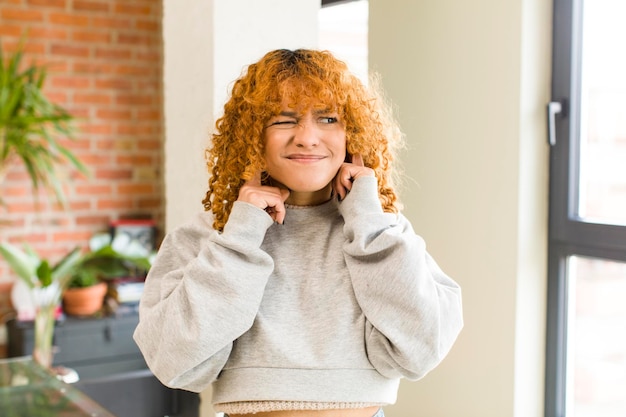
xmin=278 ymin=111 xmax=298 ymax=117
xmin=313 ymin=108 xmax=334 ymax=115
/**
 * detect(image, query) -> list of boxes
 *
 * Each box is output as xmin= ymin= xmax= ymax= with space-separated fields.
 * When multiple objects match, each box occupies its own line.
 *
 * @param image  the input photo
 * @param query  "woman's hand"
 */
xmin=333 ymin=154 xmax=375 ymax=201
xmin=237 ymin=172 xmax=290 ymax=224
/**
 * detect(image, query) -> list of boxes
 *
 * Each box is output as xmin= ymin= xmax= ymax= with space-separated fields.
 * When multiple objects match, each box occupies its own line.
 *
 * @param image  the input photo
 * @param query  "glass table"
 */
xmin=0 ymin=356 xmax=115 ymax=417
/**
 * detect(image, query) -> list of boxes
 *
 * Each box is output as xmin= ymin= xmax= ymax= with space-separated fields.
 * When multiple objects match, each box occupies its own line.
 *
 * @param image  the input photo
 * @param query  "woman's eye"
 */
xmin=319 ymin=117 xmax=338 ymax=124
xmin=268 ymin=120 xmax=297 ymax=128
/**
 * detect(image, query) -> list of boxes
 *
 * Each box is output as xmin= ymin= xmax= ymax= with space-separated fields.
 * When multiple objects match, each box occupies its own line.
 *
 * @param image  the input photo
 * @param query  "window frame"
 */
xmin=545 ymin=0 xmax=626 ymax=416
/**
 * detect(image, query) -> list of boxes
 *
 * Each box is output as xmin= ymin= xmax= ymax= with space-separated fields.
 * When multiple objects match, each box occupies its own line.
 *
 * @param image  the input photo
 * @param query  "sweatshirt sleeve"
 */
xmin=338 ymin=176 xmax=463 ymax=381
xmin=133 ymin=202 xmax=275 ymax=392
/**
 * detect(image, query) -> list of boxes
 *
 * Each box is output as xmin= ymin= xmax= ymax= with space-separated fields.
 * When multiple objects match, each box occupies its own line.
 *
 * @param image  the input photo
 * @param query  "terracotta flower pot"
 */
xmin=62 ymin=282 xmax=108 ymax=316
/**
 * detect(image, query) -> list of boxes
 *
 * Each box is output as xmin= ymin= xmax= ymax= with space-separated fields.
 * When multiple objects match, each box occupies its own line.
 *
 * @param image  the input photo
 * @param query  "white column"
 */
xmin=163 ymin=3 xmax=318 ymax=414
xmin=368 ymin=0 xmax=551 ymax=416
xmin=163 ymin=0 xmax=319 ymax=233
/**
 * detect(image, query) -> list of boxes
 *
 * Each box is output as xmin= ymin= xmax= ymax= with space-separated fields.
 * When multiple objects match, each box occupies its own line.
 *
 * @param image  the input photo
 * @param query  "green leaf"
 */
xmin=0 ymin=242 xmax=38 ymax=288
xmin=36 ymin=260 xmax=52 ymax=287
xmin=53 ymin=247 xmax=82 ymax=288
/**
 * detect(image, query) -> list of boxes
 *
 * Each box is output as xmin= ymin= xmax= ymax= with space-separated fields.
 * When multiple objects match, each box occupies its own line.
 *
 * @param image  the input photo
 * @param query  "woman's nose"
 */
xmin=293 ymin=119 xmax=320 ymax=147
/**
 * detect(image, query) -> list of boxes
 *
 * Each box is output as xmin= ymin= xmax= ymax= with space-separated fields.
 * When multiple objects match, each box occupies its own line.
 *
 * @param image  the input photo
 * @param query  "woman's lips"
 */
xmin=286 ymin=154 xmax=326 ymax=162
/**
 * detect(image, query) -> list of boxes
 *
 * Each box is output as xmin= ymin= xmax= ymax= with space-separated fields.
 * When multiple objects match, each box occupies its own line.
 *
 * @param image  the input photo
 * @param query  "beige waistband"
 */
xmin=215 ymin=401 xmax=385 ymax=414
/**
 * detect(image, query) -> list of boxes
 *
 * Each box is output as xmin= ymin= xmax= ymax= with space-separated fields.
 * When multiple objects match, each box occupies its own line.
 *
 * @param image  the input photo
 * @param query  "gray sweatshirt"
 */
xmin=133 ymin=177 xmax=463 ymax=407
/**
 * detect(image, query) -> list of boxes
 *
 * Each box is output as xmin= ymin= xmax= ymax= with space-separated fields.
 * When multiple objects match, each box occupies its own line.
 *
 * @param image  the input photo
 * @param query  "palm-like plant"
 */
xmin=0 ymin=242 xmax=81 ymax=295
xmin=0 ymin=242 xmax=82 ymax=368
xmin=0 ymin=40 xmax=87 ymax=206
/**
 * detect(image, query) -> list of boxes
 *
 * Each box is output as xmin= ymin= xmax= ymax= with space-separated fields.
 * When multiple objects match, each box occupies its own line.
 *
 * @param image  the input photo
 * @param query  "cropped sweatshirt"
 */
xmin=133 ymin=177 xmax=463 ymax=412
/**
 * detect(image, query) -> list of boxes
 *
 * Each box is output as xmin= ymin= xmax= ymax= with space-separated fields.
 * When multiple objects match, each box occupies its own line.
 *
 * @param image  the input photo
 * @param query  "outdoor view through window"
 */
xmin=566 ymin=1 xmax=626 ymax=416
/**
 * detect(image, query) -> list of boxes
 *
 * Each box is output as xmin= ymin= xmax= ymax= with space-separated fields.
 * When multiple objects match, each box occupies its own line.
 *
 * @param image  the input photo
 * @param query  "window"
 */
xmin=319 ymin=0 xmax=368 ymax=83
xmin=546 ymin=1 xmax=626 ymax=416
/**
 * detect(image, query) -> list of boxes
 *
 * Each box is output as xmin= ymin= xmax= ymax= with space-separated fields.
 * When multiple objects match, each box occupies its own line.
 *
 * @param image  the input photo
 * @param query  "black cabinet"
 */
xmin=7 ymin=312 xmax=199 ymax=417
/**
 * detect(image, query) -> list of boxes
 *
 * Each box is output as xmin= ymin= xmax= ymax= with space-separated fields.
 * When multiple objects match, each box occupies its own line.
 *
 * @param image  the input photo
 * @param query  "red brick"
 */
xmin=97 ymin=199 xmax=135 ymax=210
xmin=95 ymin=169 xmax=133 ymax=180
xmin=1 ymin=9 xmax=44 ymax=22
xmin=78 ymin=123 xmax=113 ymax=135
xmin=44 ymin=60 xmax=69 ymax=73
xmin=115 ymin=94 xmax=153 ymax=106
xmin=32 ymin=216 xmax=72 ymax=228
xmin=96 ymin=108 xmax=132 ymax=120
xmin=115 ymin=64 xmax=154 ymax=76
xmin=135 ymin=19 xmax=159 ymax=32
xmin=91 ymin=16 xmax=131 ymax=29
xmin=94 ymin=138 xmax=116 ymax=150
xmin=137 ymin=197 xmax=162 ymax=210
xmin=6 ymin=201 xmax=38 ymax=212
xmin=75 ymin=153 xmax=111 ymax=166
xmin=136 ymin=81 xmax=161 ymax=93
xmin=73 ymin=0 xmax=109 ymax=12
xmin=49 ymin=12 xmax=90 ymax=26
xmin=73 ymin=92 xmax=112 ymax=105
xmin=112 ymin=139 xmax=133 ymax=150
xmin=3 ymin=170 xmax=30 ymax=182
xmin=58 ymin=138 xmax=90 ymax=150
xmin=137 ymin=109 xmax=162 ymax=120
xmin=29 ymin=27 xmax=68 ymax=40
xmin=73 ymin=61 xmax=114 ymax=74
xmin=76 ymin=215 xmax=111 ymax=226
xmin=63 ymin=106 xmax=89 ymax=118
xmin=117 ymin=33 xmax=156 ymax=46
xmin=1 ymin=186 xmax=29 ymax=198
xmin=0 ymin=24 xmax=23 ymax=37
xmin=20 ymin=234 xmax=49 ymax=245
xmin=50 ymin=43 xmax=90 ymax=57
xmin=95 ymin=47 xmax=132 ymax=60
xmin=118 ymin=183 xmax=154 ymax=194
xmin=69 ymin=200 xmax=92 ymax=211
xmin=75 ymin=184 xmax=113 ymax=195
xmin=114 ymin=3 xmax=151 ymax=15
xmin=116 ymin=154 xmax=154 ymax=165
xmin=43 ymin=90 xmax=69 ymax=104
xmin=72 ymin=30 xmax=111 ymax=43
xmin=5 ymin=41 xmax=46 ymax=54
xmin=135 ymin=51 xmax=161 ymax=62
xmin=116 ymin=124 xmax=154 ymax=135
xmin=52 ymin=230 xmax=93 ymax=242
xmin=27 ymin=0 xmax=66 ymax=8
xmin=50 ymin=76 xmax=91 ymax=89
xmin=94 ymin=78 xmax=132 ymax=90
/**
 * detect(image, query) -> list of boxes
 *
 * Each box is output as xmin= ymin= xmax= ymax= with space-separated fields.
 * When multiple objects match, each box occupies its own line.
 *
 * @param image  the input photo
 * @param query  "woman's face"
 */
xmin=263 ymin=102 xmax=346 ymax=205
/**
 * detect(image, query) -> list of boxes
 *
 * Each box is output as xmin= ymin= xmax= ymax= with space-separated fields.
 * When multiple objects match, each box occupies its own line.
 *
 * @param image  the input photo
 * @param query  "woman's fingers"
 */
xmin=271 ymin=188 xmax=291 ymax=224
xmin=333 ymin=154 xmax=375 ymax=200
xmin=238 ymin=172 xmax=289 ymax=223
xmin=352 ymin=153 xmax=364 ymax=167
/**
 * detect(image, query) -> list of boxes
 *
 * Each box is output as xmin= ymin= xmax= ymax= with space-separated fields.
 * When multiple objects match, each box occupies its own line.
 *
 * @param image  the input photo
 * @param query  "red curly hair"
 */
xmin=202 ymin=49 xmax=404 ymax=231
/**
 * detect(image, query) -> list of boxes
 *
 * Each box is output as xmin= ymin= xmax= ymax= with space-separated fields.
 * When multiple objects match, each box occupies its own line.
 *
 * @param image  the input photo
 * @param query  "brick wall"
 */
xmin=0 ymin=1 xmax=164 ymax=290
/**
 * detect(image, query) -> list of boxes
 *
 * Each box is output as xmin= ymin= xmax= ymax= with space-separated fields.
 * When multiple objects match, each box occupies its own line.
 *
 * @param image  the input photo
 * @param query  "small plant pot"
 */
xmin=62 ymin=282 xmax=108 ymax=316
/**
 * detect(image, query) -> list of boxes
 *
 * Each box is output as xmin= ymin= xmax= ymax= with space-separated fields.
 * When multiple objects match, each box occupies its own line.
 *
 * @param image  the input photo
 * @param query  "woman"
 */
xmin=134 ymin=49 xmax=463 ymax=417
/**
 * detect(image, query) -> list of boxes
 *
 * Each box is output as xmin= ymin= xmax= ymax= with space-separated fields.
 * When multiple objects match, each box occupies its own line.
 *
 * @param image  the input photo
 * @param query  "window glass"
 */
xmin=319 ymin=0 xmax=368 ymax=83
xmin=567 ymin=256 xmax=626 ymax=416
xmin=578 ymin=0 xmax=626 ymax=225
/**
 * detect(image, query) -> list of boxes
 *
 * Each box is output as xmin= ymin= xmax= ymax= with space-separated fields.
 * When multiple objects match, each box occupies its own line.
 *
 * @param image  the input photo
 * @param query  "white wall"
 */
xmin=368 ymin=0 xmax=552 ymax=416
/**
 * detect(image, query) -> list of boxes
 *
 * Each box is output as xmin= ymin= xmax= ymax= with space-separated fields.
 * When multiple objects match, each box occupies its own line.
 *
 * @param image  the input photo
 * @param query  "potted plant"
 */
xmin=0 ymin=39 xmax=87 ymax=207
xmin=0 ymin=242 xmax=81 ymax=368
xmin=62 ymin=233 xmax=152 ymax=317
